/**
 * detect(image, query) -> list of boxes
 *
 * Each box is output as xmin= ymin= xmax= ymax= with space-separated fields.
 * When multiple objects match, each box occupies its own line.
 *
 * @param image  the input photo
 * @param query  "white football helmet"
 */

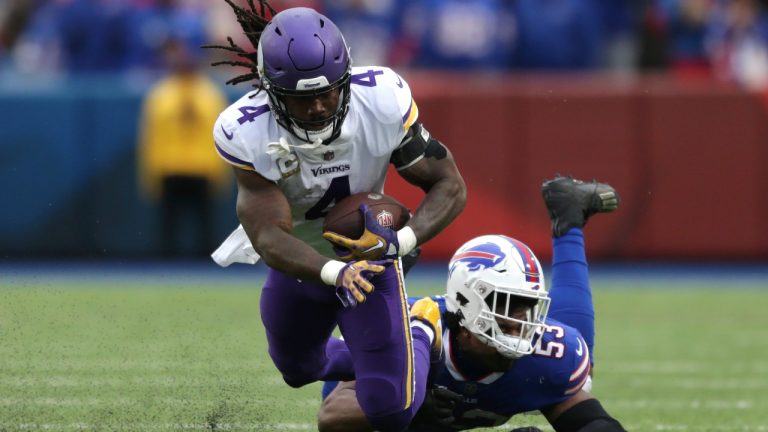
xmin=445 ymin=235 xmax=550 ymax=359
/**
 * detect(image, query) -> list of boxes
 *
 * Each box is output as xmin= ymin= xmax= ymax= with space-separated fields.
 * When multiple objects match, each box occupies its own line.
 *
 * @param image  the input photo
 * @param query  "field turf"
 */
xmin=1 ymin=268 xmax=766 ymax=431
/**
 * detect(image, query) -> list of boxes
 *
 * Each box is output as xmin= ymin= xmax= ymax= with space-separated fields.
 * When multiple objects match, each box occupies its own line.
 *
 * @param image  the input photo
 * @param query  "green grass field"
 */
xmin=1 ymin=273 xmax=767 ymax=431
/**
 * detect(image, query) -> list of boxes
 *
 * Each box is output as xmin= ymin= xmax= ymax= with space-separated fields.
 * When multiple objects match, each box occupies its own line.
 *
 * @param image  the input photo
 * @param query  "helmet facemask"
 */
xmin=262 ymin=71 xmax=352 ymax=144
xmin=466 ymin=276 xmax=551 ymax=359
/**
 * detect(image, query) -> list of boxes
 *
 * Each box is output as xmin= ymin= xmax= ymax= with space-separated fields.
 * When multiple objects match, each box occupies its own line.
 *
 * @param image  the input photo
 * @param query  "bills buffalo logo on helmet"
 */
xmin=448 ymin=242 xmax=506 ymax=276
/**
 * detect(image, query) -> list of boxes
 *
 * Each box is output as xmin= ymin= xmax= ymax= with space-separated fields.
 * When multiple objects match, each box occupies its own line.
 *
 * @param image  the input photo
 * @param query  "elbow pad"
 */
xmin=552 ymin=399 xmax=626 ymax=432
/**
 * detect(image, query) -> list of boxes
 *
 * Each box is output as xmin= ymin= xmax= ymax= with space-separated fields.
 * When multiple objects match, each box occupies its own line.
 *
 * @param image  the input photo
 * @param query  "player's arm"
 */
xmin=541 ymin=391 xmax=626 ymax=432
xmin=317 ymin=381 xmax=374 ymax=432
xmin=234 ymin=167 xmax=333 ymax=283
xmin=235 ymin=167 xmax=386 ymax=300
xmin=393 ymin=123 xmax=467 ymax=248
xmin=322 ymin=123 xmax=466 ymax=260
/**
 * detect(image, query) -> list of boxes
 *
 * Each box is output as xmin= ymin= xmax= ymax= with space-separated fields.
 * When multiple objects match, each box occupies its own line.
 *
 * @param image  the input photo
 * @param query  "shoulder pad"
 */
xmin=350 ymin=67 xmax=417 ymax=128
xmin=538 ymin=321 xmax=592 ymax=396
xmin=213 ymin=92 xmax=281 ymax=181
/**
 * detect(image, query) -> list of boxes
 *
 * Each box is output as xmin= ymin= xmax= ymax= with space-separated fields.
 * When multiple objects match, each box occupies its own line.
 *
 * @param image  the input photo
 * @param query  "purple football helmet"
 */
xmin=257 ymin=8 xmax=352 ymax=144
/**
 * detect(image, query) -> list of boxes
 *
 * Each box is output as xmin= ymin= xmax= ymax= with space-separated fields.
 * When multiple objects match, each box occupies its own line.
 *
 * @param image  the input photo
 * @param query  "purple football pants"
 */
xmin=260 ymin=260 xmax=428 ymax=431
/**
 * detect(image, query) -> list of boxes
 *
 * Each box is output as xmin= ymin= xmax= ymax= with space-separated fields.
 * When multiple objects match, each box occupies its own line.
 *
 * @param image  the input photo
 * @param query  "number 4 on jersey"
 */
xmin=351 ymin=70 xmax=384 ymax=87
xmin=305 ymin=176 xmax=351 ymax=220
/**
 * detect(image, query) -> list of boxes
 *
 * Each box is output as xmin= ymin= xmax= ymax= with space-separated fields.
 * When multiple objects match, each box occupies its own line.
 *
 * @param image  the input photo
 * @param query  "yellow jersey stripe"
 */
xmin=402 ymin=99 xmax=419 ymax=131
xmin=395 ymin=259 xmax=414 ymax=409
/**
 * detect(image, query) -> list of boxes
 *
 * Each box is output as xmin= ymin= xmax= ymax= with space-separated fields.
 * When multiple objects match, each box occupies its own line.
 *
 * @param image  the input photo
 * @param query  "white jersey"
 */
xmin=213 ymin=66 xmax=419 ymax=258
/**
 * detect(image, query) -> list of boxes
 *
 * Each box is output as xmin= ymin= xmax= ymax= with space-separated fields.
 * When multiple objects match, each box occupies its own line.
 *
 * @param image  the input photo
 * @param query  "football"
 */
xmin=322 ymin=192 xmax=410 ymax=239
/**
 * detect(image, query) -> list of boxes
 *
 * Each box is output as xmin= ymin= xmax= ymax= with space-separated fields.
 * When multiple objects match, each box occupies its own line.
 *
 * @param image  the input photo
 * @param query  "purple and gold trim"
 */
xmin=215 ymin=143 xmax=255 ymax=171
xmin=395 ymin=259 xmax=415 ymax=409
xmin=402 ymin=99 xmax=419 ymax=131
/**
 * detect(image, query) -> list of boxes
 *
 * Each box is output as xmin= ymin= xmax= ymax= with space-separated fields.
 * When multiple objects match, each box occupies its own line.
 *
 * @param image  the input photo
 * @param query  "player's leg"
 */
xmin=550 ymin=228 xmax=595 ymax=353
xmin=260 ymin=268 xmax=353 ymax=387
xmin=336 ymin=260 xmax=432 ymax=432
xmin=542 ymin=176 xmax=619 ymax=356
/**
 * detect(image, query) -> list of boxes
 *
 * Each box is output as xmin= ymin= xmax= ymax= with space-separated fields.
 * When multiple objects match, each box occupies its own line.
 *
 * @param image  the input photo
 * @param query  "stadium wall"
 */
xmin=1 ymin=73 xmax=766 ymax=261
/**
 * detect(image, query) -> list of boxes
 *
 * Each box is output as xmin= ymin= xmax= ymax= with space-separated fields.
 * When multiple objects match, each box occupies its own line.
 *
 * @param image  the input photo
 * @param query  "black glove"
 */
xmin=411 ymin=385 xmax=463 ymax=431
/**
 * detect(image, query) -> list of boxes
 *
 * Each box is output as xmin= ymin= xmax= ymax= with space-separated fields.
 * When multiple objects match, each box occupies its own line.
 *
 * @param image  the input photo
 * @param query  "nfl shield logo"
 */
xmin=377 ymin=210 xmax=394 ymax=228
xmin=323 ymin=151 xmax=335 ymax=161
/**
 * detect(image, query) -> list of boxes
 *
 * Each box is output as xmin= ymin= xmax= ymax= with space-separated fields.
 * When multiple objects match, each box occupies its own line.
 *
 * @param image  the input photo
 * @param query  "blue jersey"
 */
xmin=414 ymin=297 xmax=591 ymax=430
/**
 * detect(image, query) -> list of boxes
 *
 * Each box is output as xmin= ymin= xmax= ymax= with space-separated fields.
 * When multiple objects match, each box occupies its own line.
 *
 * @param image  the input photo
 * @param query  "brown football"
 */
xmin=322 ymin=192 xmax=410 ymax=239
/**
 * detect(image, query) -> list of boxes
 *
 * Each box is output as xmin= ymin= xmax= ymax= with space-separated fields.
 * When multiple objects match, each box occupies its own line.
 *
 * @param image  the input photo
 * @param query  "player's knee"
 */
xmin=356 ymin=377 xmax=414 ymax=432
xmin=275 ymin=361 xmax=323 ymax=388
xmin=282 ymin=374 xmax=311 ymax=388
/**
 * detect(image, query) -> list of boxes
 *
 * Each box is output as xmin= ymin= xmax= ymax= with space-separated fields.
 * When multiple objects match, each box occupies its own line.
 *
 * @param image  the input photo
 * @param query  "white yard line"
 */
xmin=3 ymin=422 xmax=767 ymax=431
xmin=609 ymin=399 xmax=757 ymax=409
xmin=649 ymin=424 xmax=768 ymax=431
xmin=0 ymin=375 xmax=285 ymax=387
xmin=602 ymin=361 xmax=768 ymax=374
xmin=2 ymin=423 xmax=316 ymax=431
xmin=0 ymin=360 xmax=266 ymax=371
xmin=0 ymin=397 xmax=319 ymax=407
xmin=627 ymin=378 xmax=768 ymax=390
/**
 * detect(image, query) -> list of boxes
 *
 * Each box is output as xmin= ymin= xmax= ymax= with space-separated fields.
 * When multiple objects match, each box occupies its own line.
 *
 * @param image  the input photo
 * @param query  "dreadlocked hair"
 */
xmin=202 ymin=0 xmax=276 ymax=87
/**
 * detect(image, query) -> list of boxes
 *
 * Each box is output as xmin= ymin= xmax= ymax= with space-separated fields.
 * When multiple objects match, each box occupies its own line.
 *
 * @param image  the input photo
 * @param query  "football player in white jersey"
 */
xmin=206 ymin=2 xmax=466 ymax=431
xmin=318 ymin=177 xmax=626 ymax=432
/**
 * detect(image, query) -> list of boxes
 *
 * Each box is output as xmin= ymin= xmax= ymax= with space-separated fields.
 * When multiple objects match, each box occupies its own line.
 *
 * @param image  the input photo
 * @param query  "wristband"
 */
xmin=321 ymin=260 xmax=346 ymax=286
xmin=397 ymin=226 xmax=418 ymax=257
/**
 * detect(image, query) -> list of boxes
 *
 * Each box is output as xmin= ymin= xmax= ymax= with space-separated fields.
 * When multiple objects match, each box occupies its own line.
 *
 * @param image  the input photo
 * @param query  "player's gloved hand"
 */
xmin=411 ymin=385 xmax=463 ymax=429
xmin=323 ymin=204 xmax=400 ymax=261
xmin=334 ymin=259 xmax=389 ymax=308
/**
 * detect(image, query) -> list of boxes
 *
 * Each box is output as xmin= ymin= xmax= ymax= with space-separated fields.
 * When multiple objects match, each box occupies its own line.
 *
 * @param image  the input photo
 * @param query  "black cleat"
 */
xmin=541 ymin=176 xmax=620 ymax=238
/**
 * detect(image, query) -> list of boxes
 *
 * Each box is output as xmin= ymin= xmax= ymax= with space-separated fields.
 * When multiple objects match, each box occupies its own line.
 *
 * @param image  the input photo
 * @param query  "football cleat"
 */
xmin=410 ymin=298 xmax=443 ymax=360
xmin=541 ymin=176 xmax=620 ymax=238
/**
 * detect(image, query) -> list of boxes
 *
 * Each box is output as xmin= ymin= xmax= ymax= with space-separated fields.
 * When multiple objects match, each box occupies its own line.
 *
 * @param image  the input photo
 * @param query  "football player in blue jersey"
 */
xmin=317 ymin=176 xmax=626 ymax=432
xmin=205 ymin=2 xmax=466 ymax=431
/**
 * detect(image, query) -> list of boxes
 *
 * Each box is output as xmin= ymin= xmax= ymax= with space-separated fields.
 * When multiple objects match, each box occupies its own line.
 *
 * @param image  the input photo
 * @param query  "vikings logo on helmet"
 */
xmin=449 ymin=242 xmax=506 ymax=276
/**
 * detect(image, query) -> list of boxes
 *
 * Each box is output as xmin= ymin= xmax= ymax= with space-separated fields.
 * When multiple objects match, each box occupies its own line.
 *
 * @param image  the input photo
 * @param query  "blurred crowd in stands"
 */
xmin=3 ymin=0 xmax=768 ymax=88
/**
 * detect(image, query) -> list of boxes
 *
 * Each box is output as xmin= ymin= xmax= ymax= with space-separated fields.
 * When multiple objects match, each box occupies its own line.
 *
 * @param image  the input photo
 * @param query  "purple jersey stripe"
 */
xmin=401 ymin=100 xmax=413 ymax=124
xmin=215 ymin=142 xmax=254 ymax=170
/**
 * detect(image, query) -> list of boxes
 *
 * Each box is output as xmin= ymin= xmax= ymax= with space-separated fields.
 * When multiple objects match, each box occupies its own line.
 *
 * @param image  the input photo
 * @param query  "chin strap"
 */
xmin=266 ymin=136 xmax=324 ymax=158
